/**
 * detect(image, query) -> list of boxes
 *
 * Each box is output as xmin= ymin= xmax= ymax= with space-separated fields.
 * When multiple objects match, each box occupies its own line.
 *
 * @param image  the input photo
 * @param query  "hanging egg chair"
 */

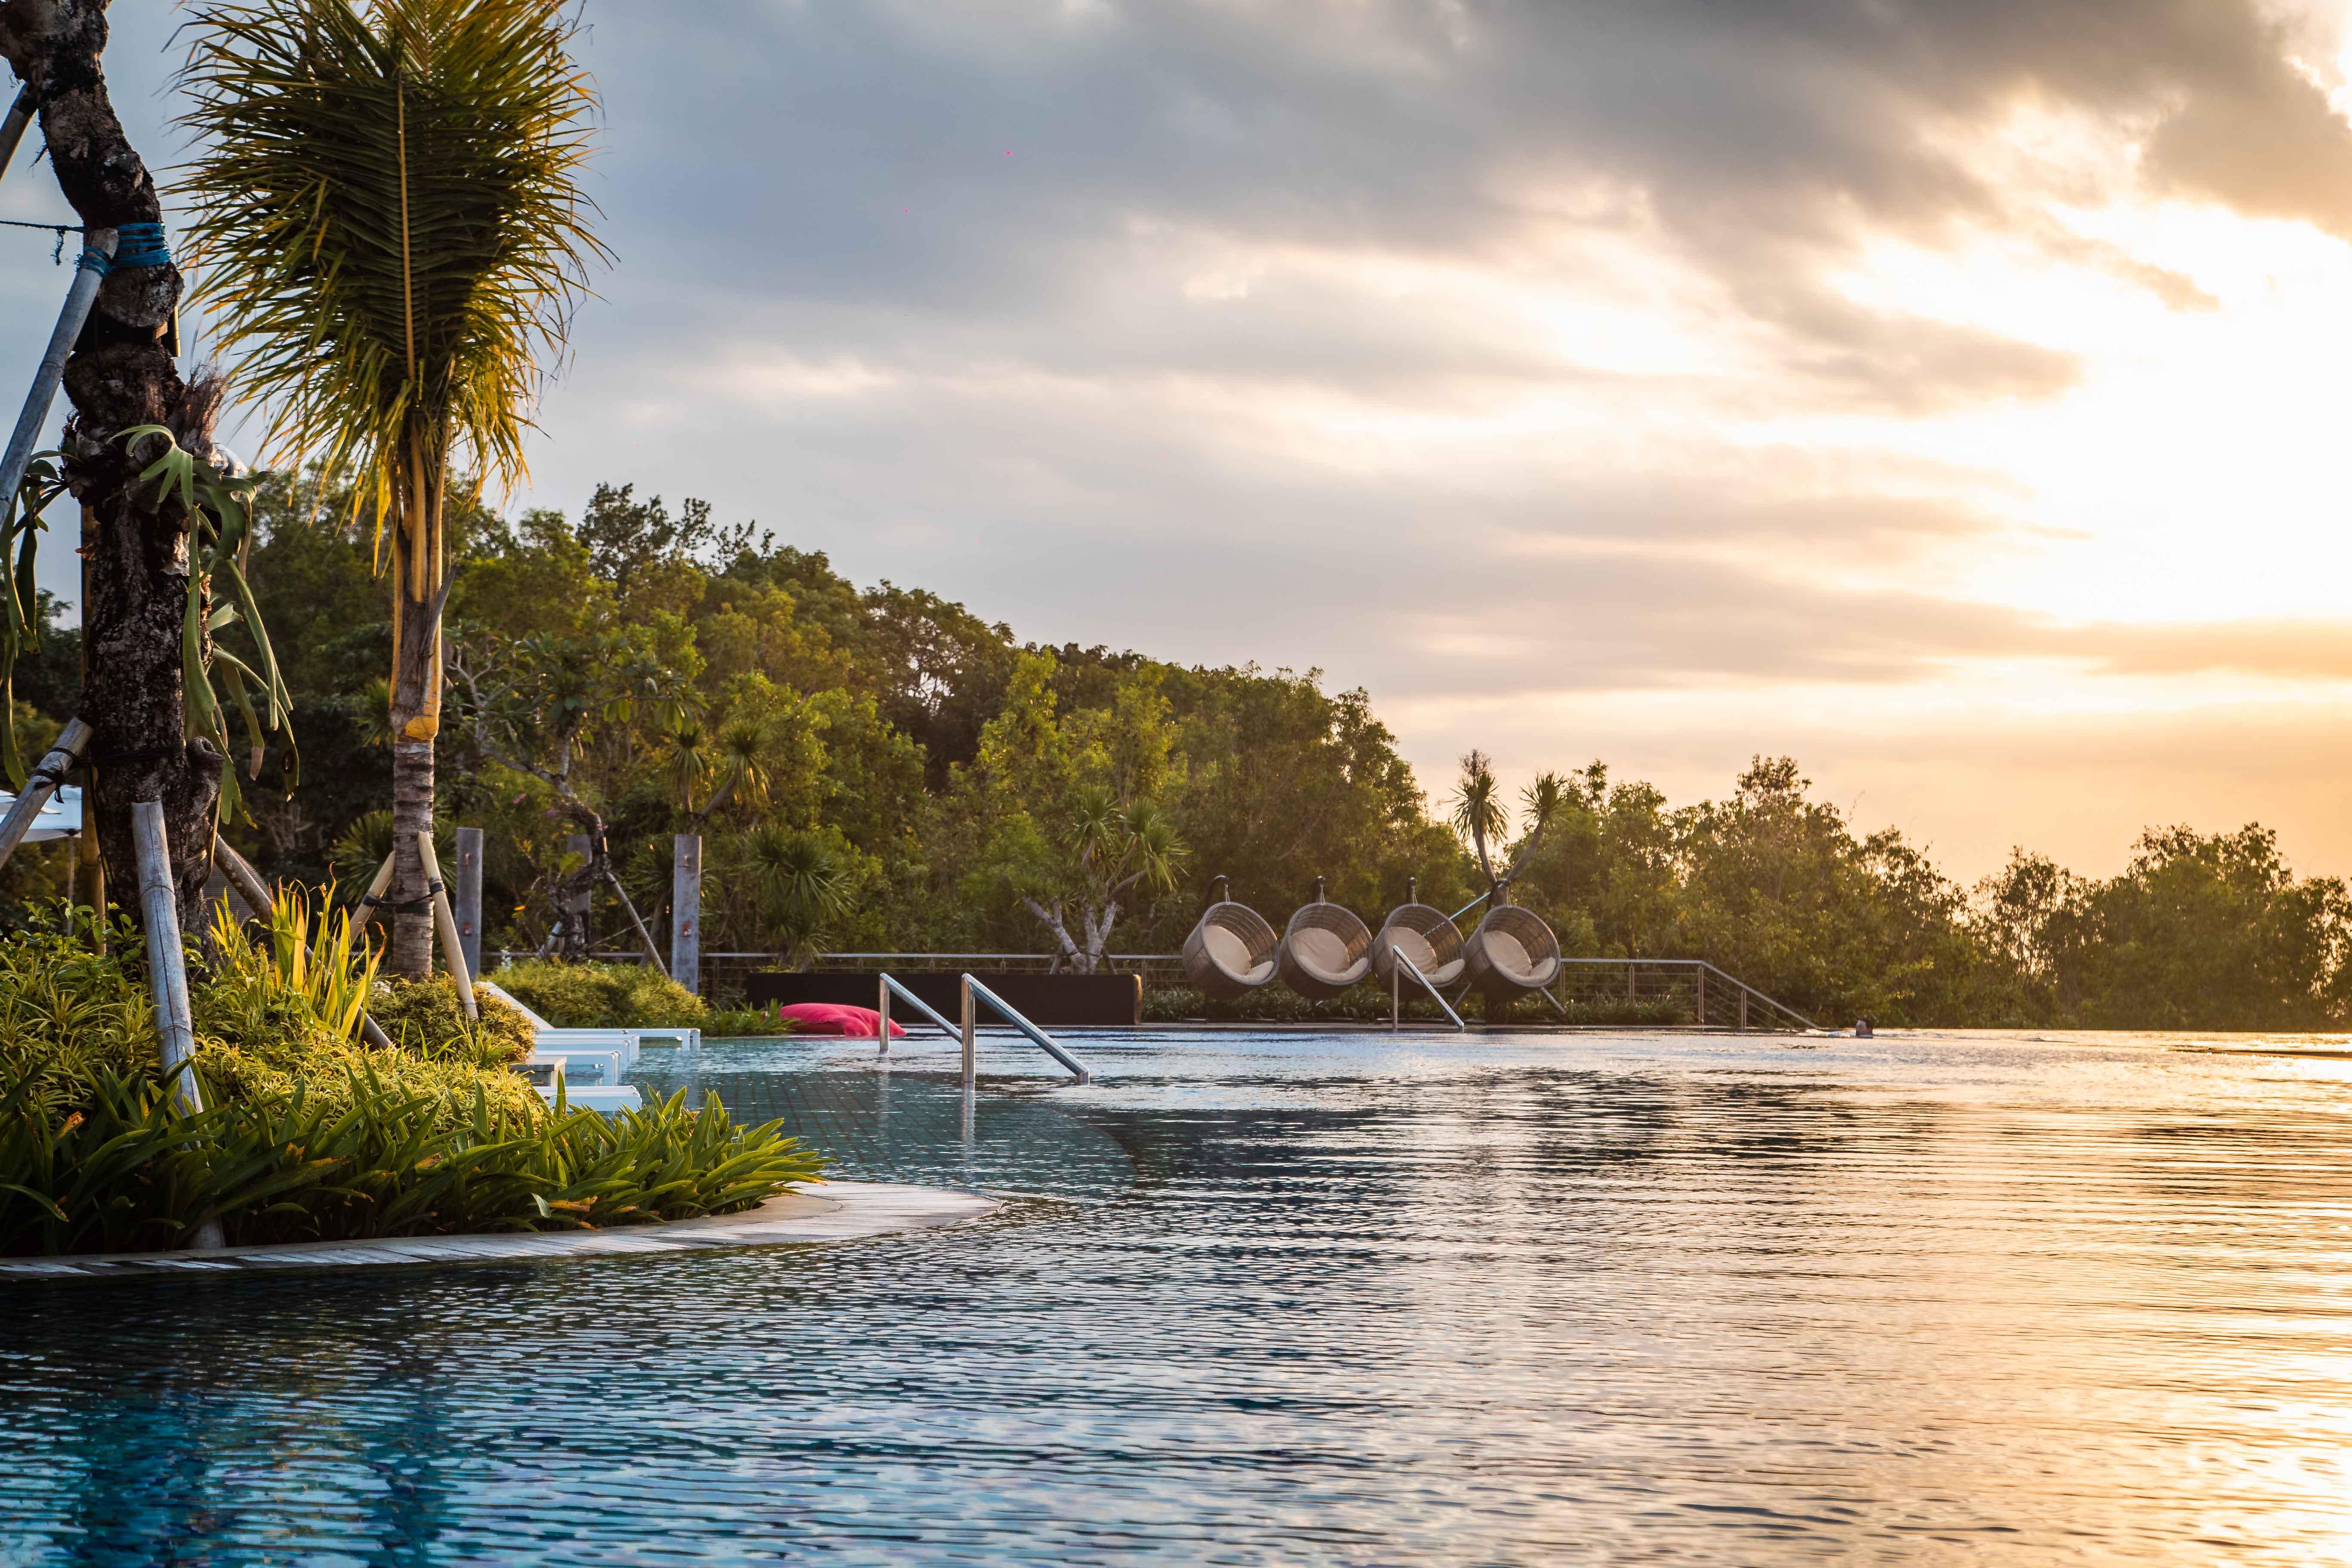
xmin=1463 ymin=904 xmax=1563 ymax=998
xmin=1279 ymin=877 xmax=1374 ymax=1000
xmin=1182 ymin=876 xmax=1279 ymax=1000
xmin=1372 ymin=879 xmax=1467 ymax=990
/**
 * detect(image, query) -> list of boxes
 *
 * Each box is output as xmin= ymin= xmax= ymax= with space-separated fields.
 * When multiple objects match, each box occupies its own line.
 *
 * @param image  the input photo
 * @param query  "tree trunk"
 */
xmin=2 ymin=0 xmax=220 ymax=925
xmin=385 ymin=428 xmax=447 ymax=976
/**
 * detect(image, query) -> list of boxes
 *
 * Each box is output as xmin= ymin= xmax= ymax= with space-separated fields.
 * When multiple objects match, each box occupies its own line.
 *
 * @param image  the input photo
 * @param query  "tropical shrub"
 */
xmin=0 ymin=1066 xmax=824 ymax=1256
xmin=491 ymin=958 xmax=708 ymax=1028
xmin=369 ymin=974 xmax=536 ymax=1064
xmin=0 ymin=918 xmax=158 ymax=1114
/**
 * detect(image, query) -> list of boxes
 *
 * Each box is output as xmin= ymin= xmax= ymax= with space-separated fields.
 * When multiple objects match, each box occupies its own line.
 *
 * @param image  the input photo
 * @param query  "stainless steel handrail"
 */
xmin=876 ymin=972 xmax=961 ymax=1057
xmin=1390 ymin=949 xmax=1465 ymax=1030
xmin=962 ymin=973 xmax=1090 ymax=1085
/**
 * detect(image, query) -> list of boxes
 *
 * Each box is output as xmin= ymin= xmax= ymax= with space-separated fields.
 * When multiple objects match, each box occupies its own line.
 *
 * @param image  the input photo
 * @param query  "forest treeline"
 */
xmin=9 ymin=473 xmax=2347 ymax=1032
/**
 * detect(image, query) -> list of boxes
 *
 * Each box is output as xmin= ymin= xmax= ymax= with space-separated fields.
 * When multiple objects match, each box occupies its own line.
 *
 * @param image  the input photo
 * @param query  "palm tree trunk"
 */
xmin=1 ymin=0 xmax=221 ymax=925
xmin=386 ymin=429 xmax=445 ymax=976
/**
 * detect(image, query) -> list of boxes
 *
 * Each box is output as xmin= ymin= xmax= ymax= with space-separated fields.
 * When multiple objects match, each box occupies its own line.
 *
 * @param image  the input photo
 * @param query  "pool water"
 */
xmin=7 ymin=1028 xmax=2352 ymax=1565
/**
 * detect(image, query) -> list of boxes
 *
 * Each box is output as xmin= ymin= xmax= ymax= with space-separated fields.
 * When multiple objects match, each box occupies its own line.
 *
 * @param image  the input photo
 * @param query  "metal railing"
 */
xmin=508 ymin=949 xmax=1819 ymax=1032
xmin=874 ymin=971 xmax=1090 ymax=1088
xmin=1551 ymin=959 xmax=1821 ymax=1032
xmin=1390 ymin=952 xmax=1465 ymax=1030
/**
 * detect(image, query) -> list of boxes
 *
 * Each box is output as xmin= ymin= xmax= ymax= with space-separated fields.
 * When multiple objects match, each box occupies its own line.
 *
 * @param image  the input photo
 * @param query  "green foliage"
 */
xmin=492 ymin=959 xmax=708 ymax=1029
xmin=1977 ymin=826 xmax=2352 ymax=1030
xmin=0 ymin=906 xmax=538 ymax=1131
xmin=0 ymin=1065 xmax=824 ymax=1256
xmin=368 ymin=975 xmax=536 ymax=1064
xmin=142 ymin=450 xmax=2352 ymax=1032
xmin=208 ymin=883 xmax=377 ymax=1041
xmin=0 ymin=920 xmax=159 ymax=1115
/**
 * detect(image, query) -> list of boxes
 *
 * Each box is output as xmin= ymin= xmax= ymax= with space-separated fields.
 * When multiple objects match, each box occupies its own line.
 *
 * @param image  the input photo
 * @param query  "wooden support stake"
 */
xmin=0 ymin=717 xmax=91 ymax=873
xmin=876 ymin=974 xmax=891 ymax=1057
xmin=671 ymin=833 xmax=701 ymax=996
xmin=416 ymin=832 xmax=478 ymax=1019
xmin=133 ymin=801 xmax=223 ymax=1251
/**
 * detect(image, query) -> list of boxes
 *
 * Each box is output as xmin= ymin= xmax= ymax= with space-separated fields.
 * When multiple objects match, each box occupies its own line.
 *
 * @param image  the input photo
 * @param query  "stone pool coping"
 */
xmin=0 ymin=1180 xmax=998 ymax=1285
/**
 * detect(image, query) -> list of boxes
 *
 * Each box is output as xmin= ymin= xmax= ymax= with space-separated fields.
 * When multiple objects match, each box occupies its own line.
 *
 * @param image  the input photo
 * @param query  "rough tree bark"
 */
xmin=0 ymin=0 xmax=221 ymax=925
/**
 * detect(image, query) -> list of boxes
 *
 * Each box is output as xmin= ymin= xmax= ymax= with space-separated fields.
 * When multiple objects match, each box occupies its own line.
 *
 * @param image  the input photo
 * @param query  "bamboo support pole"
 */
xmin=0 ymin=716 xmax=89 ymax=872
xmin=602 ymin=866 xmax=668 ymax=978
xmin=209 ymin=834 xmax=273 ymax=922
xmin=132 ymin=803 xmax=199 ymax=1108
xmin=0 ymin=230 xmax=113 ymax=513
xmin=353 ymin=850 xmax=397 ymax=932
xmin=134 ymin=803 xmax=224 ymax=1252
xmin=0 ymin=87 xmax=34 ymax=184
xmin=416 ymin=832 xmax=477 ymax=1019
xmin=960 ymin=975 xmax=977 ymax=1095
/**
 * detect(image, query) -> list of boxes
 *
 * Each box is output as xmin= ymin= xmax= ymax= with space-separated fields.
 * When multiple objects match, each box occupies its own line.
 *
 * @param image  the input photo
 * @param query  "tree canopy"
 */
xmin=7 ymin=472 xmax=2345 ymax=1030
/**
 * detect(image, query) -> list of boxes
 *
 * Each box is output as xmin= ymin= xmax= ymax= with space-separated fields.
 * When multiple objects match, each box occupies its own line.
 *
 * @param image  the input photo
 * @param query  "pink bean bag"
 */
xmin=775 ymin=1002 xmax=906 ymax=1038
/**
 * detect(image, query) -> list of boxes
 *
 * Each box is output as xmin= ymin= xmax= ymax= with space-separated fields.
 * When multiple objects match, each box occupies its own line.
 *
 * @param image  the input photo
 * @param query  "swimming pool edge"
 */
xmin=0 ymin=1180 xmax=1000 ymax=1285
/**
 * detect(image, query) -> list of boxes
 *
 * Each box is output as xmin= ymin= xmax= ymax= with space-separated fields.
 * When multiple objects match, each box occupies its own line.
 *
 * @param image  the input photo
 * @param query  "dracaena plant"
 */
xmin=0 ymin=432 xmax=294 ymax=821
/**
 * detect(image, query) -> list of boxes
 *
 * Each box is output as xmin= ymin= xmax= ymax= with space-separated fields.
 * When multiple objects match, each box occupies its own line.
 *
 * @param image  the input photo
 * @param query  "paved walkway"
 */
xmin=0 ymin=1180 xmax=996 ymax=1285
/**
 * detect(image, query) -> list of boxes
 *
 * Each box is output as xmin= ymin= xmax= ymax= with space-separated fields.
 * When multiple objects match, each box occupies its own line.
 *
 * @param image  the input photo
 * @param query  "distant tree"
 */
xmin=947 ymin=655 xmax=1185 ymax=971
xmin=1998 ymin=825 xmax=2352 ymax=1030
xmin=447 ymin=625 xmax=698 ymax=959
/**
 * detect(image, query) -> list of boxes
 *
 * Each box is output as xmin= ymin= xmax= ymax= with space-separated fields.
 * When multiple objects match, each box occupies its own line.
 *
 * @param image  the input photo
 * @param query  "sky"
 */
xmin=7 ymin=0 xmax=2352 ymax=886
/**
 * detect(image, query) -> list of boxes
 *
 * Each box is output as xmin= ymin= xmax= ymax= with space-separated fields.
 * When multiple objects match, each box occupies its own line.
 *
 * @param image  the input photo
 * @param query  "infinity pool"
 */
xmin=6 ymin=1028 xmax=2352 ymax=1564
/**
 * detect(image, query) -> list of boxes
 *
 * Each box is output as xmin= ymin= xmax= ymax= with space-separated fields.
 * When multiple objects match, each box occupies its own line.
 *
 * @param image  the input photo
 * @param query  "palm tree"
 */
xmin=178 ymin=0 xmax=605 ymax=975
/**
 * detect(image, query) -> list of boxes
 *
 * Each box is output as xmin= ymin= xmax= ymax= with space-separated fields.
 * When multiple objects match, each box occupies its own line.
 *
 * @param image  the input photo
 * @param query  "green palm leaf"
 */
xmin=176 ymin=0 xmax=608 ymax=518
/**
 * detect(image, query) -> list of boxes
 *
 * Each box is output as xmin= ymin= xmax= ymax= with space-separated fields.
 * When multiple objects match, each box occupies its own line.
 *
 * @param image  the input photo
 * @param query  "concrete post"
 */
xmin=453 ymin=826 xmax=484 ymax=980
xmin=671 ymin=832 xmax=701 ymax=995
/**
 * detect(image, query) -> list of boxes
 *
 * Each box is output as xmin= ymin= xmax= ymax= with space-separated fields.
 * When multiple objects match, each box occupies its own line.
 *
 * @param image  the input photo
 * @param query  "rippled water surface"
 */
xmin=7 ymin=1028 xmax=2352 ymax=1565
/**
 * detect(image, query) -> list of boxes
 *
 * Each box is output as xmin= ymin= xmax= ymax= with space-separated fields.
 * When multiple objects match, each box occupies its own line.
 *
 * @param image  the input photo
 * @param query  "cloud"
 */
xmin=14 ymin=0 xmax=2352 ymax=886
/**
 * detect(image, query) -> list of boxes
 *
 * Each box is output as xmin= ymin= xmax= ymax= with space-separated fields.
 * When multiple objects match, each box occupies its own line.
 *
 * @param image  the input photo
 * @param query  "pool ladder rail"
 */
xmin=1388 ymin=950 xmax=1466 ymax=1030
xmin=876 ymin=972 xmax=1091 ymax=1087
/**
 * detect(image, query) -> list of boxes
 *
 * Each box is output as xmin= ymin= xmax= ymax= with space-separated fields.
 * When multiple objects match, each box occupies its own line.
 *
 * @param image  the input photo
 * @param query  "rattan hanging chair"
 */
xmin=1372 ymin=900 xmax=1467 ymax=990
xmin=1463 ymin=904 xmax=1563 ymax=998
xmin=1182 ymin=885 xmax=1280 ymax=1000
xmin=1279 ymin=878 xmax=1374 ymax=999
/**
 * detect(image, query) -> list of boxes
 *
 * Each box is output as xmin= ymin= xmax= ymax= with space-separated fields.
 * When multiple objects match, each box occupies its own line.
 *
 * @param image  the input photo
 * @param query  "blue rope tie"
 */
xmin=79 ymin=220 xmax=171 ymax=275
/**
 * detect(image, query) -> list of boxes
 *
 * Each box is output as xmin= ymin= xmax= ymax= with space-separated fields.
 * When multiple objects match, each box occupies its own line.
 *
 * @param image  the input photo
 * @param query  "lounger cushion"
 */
xmin=775 ymin=1002 xmax=906 ymax=1038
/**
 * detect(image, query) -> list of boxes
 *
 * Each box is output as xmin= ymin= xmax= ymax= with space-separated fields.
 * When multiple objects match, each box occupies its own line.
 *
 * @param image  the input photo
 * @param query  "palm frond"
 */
xmin=176 ymin=0 xmax=609 ymax=518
